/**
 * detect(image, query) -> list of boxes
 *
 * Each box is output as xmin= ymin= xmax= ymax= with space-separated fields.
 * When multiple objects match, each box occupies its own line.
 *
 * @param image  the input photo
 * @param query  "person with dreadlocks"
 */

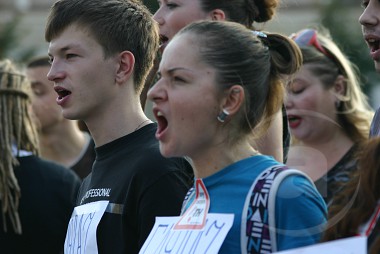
xmin=0 ymin=58 xmax=81 ymax=253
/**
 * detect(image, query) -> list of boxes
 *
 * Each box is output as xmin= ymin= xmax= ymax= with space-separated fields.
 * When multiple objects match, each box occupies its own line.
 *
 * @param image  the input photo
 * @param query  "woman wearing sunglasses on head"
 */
xmin=286 ymin=28 xmax=374 ymax=206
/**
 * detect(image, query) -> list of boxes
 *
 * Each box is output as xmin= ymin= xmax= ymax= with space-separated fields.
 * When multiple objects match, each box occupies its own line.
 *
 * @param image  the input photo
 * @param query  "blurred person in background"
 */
xmin=286 ymin=28 xmax=373 ymax=206
xmin=359 ymin=0 xmax=380 ymax=137
xmin=0 ymin=58 xmax=81 ymax=253
xmin=320 ymin=3 xmax=380 ymax=253
xmin=26 ymin=56 xmax=95 ymax=179
xmin=322 ymin=137 xmax=380 ymax=253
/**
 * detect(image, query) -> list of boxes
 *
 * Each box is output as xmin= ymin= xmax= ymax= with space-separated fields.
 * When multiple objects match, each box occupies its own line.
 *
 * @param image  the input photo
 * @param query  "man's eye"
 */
xmin=66 ymin=54 xmax=77 ymax=59
xmin=173 ymin=76 xmax=185 ymax=83
xmin=33 ymin=89 xmax=43 ymax=96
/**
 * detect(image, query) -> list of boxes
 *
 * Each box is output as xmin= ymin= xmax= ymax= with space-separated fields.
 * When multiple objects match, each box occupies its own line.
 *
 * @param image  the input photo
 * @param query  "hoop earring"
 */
xmin=217 ymin=109 xmax=229 ymax=123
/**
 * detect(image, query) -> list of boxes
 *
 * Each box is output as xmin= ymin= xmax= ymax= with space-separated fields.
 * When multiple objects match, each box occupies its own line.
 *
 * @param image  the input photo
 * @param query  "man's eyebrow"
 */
xmin=49 ymin=44 xmax=82 ymax=55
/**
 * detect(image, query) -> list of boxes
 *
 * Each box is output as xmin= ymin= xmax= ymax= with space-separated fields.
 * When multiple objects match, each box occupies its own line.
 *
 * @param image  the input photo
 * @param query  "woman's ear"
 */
xmin=331 ymin=74 xmax=348 ymax=102
xmin=210 ymin=9 xmax=226 ymax=21
xmin=220 ymin=85 xmax=245 ymax=116
xmin=333 ymin=74 xmax=346 ymax=96
xmin=115 ymin=51 xmax=135 ymax=85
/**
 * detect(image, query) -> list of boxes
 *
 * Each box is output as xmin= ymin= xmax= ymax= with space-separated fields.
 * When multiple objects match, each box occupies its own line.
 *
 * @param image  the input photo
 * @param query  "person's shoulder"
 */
xmin=130 ymin=126 xmax=194 ymax=184
xmin=19 ymin=155 xmax=81 ymax=185
xmin=276 ymin=168 xmax=325 ymax=210
xmin=134 ymin=148 xmax=192 ymax=180
xmin=370 ymin=107 xmax=380 ymax=137
xmin=70 ymin=135 xmax=96 ymax=179
xmin=18 ymin=155 xmax=67 ymax=170
xmin=246 ymin=154 xmax=283 ymax=170
xmin=134 ymin=124 xmax=190 ymax=169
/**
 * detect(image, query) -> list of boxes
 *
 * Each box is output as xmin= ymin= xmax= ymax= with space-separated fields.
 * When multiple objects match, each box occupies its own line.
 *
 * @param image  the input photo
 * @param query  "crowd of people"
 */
xmin=0 ymin=0 xmax=379 ymax=253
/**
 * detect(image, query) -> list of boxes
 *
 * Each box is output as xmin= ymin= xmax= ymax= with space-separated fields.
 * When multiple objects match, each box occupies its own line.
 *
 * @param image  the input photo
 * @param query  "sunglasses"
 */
xmin=290 ymin=29 xmax=333 ymax=60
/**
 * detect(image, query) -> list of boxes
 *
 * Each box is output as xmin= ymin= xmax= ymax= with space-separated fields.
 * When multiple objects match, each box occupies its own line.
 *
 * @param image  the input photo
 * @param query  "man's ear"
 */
xmin=115 ymin=51 xmax=135 ymax=84
xmin=220 ymin=85 xmax=245 ymax=116
xmin=210 ymin=9 xmax=226 ymax=21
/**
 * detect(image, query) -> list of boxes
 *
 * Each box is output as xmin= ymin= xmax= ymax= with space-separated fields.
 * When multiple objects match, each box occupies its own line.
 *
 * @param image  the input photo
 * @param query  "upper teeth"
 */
xmin=368 ymin=39 xmax=377 ymax=43
xmin=157 ymin=111 xmax=163 ymax=116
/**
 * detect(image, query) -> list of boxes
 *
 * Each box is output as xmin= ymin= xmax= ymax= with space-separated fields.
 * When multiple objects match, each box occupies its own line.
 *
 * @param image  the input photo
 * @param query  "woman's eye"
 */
xmin=291 ymin=88 xmax=304 ymax=94
xmin=166 ymin=3 xmax=178 ymax=9
xmin=287 ymin=81 xmax=305 ymax=94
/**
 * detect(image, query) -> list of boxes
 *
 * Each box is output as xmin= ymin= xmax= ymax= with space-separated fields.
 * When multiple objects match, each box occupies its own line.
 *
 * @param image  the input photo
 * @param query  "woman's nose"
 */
xmin=285 ymin=93 xmax=294 ymax=109
xmin=153 ymin=8 xmax=164 ymax=26
xmin=147 ymin=79 xmax=166 ymax=102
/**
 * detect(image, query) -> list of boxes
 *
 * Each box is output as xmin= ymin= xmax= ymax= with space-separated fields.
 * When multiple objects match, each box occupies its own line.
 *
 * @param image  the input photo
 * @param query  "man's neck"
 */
xmin=85 ymin=94 xmax=150 ymax=147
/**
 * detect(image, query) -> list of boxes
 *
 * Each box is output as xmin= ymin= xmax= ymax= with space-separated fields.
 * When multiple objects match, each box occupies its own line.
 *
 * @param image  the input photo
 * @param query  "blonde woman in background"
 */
xmin=286 ymin=28 xmax=373 ymax=206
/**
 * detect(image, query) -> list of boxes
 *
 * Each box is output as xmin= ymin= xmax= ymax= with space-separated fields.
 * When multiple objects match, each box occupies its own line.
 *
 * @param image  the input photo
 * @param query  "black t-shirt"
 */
xmin=0 ymin=155 xmax=81 ymax=254
xmin=76 ymin=123 xmax=193 ymax=254
xmin=314 ymin=144 xmax=358 ymax=206
xmin=282 ymin=105 xmax=291 ymax=163
xmin=71 ymin=137 xmax=96 ymax=180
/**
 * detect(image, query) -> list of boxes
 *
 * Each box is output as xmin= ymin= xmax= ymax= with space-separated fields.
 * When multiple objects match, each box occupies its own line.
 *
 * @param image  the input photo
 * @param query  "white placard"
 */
xmin=273 ymin=236 xmax=367 ymax=254
xmin=64 ymin=200 xmax=109 ymax=254
xmin=139 ymin=213 xmax=234 ymax=254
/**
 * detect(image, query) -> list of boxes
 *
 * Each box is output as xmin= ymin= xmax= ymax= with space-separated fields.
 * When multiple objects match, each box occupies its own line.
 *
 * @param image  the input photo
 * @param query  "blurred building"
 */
xmin=0 ymin=0 xmax=360 ymax=59
xmin=1 ymin=0 xmax=379 ymax=108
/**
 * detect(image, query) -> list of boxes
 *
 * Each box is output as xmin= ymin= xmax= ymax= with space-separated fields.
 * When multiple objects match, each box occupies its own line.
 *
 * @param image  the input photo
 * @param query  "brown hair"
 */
xmin=322 ymin=137 xmax=380 ymax=253
xmin=0 ymin=59 xmax=39 ymax=234
xmin=45 ymin=0 xmax=159 ymax=93
xmin=177 ymin=20 xmax=302 ymax=143
xmin=26 ymin=55 xmax=50 ymax=68
xmin=199 ymin=0 xmax=278 ymax=29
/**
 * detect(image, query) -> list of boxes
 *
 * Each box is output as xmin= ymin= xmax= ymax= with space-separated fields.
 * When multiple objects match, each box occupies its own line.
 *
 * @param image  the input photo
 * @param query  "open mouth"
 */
xmin=367 ymin=38 xmax=380 ymax=52
xmin=154 ymin=109 xmax=168 ymax=136
xmin=288 ymin=115 xmax=300 ymax=122
xmin=159 ymin=35 xmax=169 ymax=51
xmin=287 ymin=114 xmax=301 ymax=128
xmin=54 ymin=87 xmax=72 ymax=100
